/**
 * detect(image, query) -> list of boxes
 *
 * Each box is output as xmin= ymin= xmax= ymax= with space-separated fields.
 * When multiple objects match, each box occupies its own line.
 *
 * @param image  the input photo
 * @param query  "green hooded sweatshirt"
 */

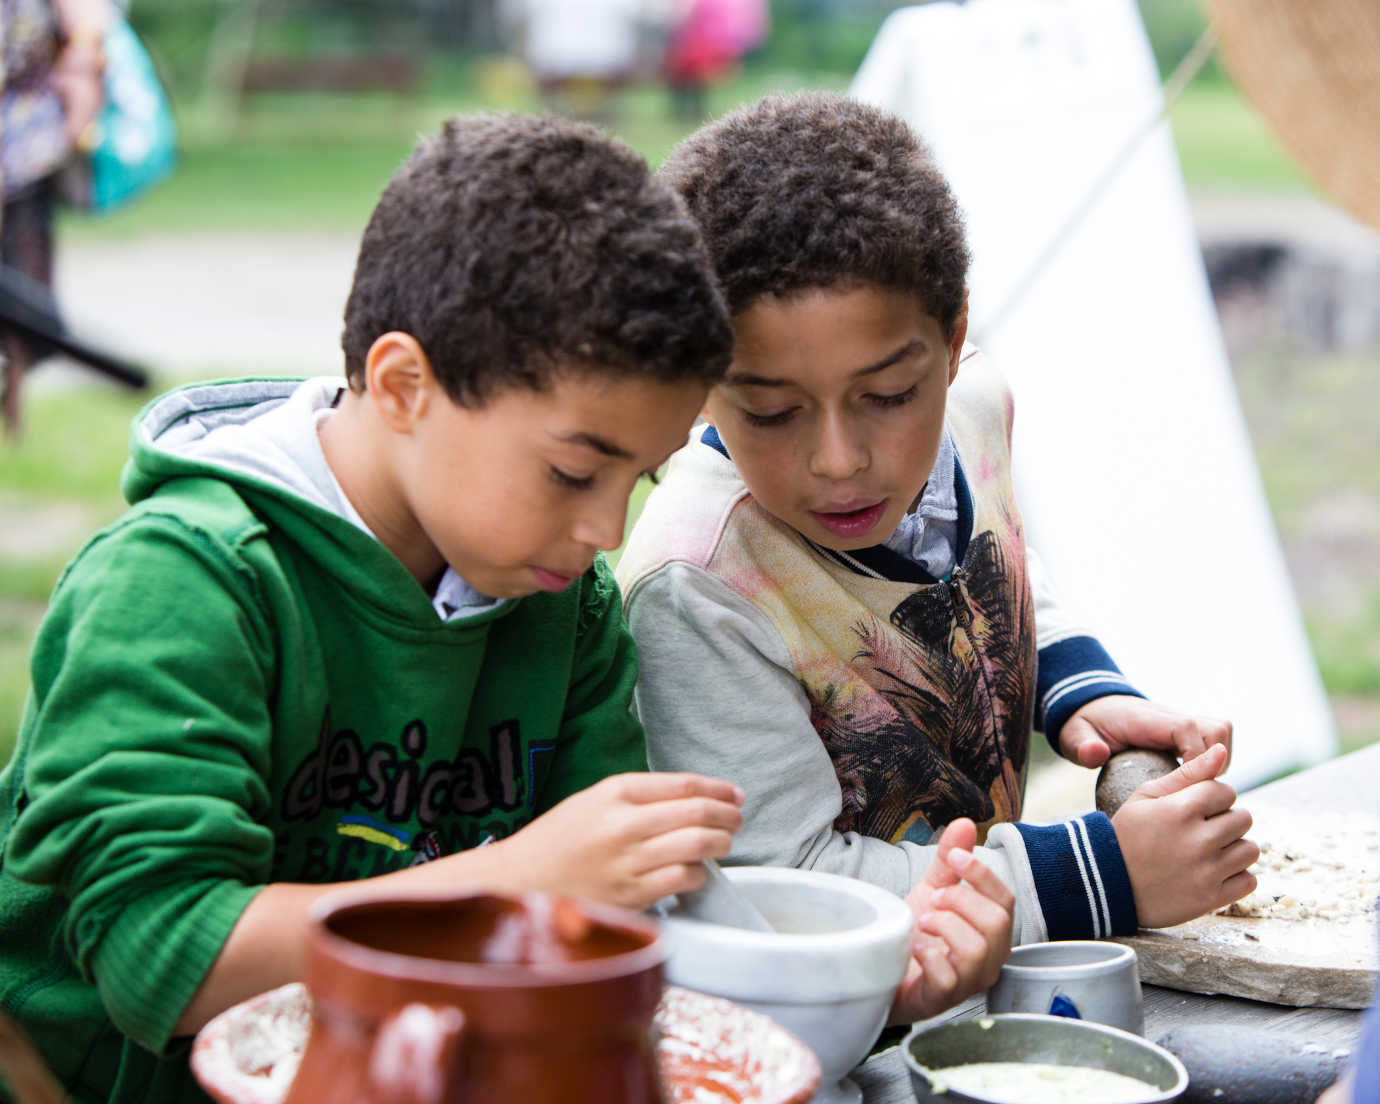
xmin=0 ymin=378 xmax=647 ymax=1103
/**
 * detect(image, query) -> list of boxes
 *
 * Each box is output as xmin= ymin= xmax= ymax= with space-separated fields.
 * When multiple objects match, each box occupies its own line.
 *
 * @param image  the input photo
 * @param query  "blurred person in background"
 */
xmin=661 ymin=0 xmax=768 ymax=120
xmin=0 ymin=0 xmax=114 ymax=435
xmin=501 ymin=0 xmax=675 ymax=122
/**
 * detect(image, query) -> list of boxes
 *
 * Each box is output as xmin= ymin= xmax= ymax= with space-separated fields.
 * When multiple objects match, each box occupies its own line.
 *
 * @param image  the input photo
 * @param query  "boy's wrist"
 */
xmin=1014 ymin=813 xmax=1137 ymax=939
xmin=1035 ymin=634 xmax=1142 ymax=749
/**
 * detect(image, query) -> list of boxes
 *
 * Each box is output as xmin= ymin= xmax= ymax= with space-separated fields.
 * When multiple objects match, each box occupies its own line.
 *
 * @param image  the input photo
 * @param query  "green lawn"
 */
xmin=0 ymin=384 xmax=153 ymax=753
xmin=1167 ymin=80 xmax=1313 ymax=192
xmin=1 ymin=67 xmax=1356 ymax=766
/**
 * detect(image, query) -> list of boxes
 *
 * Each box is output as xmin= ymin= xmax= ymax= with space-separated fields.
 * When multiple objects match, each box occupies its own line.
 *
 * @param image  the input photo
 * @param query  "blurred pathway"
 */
xmin=47 ymin=233 xmax=360 ymax=386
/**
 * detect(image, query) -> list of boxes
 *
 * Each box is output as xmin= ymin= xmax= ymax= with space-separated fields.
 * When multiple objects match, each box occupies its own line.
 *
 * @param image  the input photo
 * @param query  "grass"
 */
xmin=0 ymin=384 xmax=152 ymax=759
xmin=0 ymin=608 xmax=40 ymax=751
xmin=1167 ymin=80 xmax=1313 ymax=192
xmin=1229 ymin=341 xmax=1380 ymax=750
xmin=1310 ymin=602 xmax=1380 ymax=697
xmin=3 ymin=65 xmax=1368 ymax=768
xmin=1233 ymin=346 xmax=1380 ymax=521
xmin=2 ymin=382 xmax=148 ymax=501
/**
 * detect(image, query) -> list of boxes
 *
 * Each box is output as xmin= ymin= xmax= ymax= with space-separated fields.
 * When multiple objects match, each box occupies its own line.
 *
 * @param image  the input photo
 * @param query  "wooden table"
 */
xmin=851 ymin=744 xmax=1380 ymax=1102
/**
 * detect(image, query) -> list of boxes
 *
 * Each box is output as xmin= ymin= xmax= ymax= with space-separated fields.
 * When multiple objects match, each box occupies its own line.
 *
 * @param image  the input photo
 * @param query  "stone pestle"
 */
xmin=674 ymin=858 xmax=775 ymax=932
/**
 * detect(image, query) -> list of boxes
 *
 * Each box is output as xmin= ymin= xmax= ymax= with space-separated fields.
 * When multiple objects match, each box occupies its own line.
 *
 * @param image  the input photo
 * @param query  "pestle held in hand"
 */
xmin=1095 ymin=748 xmax=1181 ymax=817
xmin=675 ymin=859 xmax=775 ymax=932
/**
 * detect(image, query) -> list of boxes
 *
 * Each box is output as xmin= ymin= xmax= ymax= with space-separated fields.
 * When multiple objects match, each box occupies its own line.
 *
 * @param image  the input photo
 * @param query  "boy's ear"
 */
xmin=366 ymin=332 xmax=436 ymax=432
xmin=947 ymin=295 xmax=970 ymax=385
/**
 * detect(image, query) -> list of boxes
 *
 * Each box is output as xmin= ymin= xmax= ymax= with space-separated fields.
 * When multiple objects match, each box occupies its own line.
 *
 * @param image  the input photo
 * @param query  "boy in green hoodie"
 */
xmin=0 ymin=113 xmax=746 ymax=1102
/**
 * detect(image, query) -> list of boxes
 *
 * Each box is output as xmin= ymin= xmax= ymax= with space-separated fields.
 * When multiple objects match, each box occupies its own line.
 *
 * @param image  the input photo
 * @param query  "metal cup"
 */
xmin=986 ymin=940 xmax=1144 ymax=1035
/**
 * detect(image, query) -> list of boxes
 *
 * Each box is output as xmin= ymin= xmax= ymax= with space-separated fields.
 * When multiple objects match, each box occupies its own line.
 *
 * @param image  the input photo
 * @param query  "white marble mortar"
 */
xmin=662 ymin=866 xmax=913 ymax=1104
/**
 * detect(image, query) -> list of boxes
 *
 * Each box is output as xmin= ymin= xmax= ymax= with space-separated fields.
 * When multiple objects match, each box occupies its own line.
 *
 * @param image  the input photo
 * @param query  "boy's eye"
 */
xmin=549 ymin=466 xmax=595 ymax=490
xmin=743 ymin=407 xmax=798 ymax=428
xmin=868 ymin=385 xmax=918 ymax=409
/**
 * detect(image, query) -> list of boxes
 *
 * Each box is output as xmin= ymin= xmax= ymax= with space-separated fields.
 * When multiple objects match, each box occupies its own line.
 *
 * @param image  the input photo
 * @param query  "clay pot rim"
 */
xmin=308 ymin=886 xmax=668 ymax=990
xmin=1000 ymin=939 xmax=1138 ymax=980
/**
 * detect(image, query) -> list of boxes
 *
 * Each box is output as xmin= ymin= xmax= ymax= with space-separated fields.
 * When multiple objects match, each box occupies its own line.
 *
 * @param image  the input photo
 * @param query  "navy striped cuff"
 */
xmin=1014 ymin=812 xmax=1138 ymax=939
xmin=1035 ymin=635 xmax=1143 ymax=749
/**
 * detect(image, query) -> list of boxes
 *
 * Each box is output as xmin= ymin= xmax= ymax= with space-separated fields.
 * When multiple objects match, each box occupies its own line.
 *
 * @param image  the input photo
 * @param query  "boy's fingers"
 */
xmin=631 ymin=825 xmax=735 ymax=874
xmin=935 ymin=877 xmax=1013 ymax=926
xmin=937 ymin=817 xmax=977 ymax=858
xmin=1216 ymin=869 xmax=1258 ymax=910
xmin=614 ymin=772 xmax=746 ymax=806
xmin=925 ymin=882 xmax=1012 ymax=941
xmin=915 ymin=940 xmax=958 ymax=997
xmin=620 ymin=795 xmax=744 ymax=840
xmin=916 ymin=909 xmax=986 ymax=966
xmin=1204 ymin=806 xmax=1253 ymax=848
xmin=1172 ymin=717 xmax=1233 ymax=766
xmin=637 ymin=862 xmax=705 ymax=905
xmin=1177 ymin=780 xmax=1239 ymax=819
xmin=948 ymin=851 xmax=1016 ymax=913
xmin=1134 ymin=742 xmax=1228 ymax=799
xmin=1217 ymin=836 xmax=1261 ymax=877
xmin=920 ymin=851 xmax=960 ymax=892
xmin=1063 ymin=726 xmax=1112 ymax=769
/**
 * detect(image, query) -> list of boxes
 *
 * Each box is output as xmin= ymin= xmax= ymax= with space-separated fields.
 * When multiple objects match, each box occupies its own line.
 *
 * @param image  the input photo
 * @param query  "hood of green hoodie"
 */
xmin=122 ymin=376 xmax=515 ymax=630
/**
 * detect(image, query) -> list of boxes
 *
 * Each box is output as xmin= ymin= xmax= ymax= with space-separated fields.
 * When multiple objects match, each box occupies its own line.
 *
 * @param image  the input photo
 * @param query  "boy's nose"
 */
xmin=808 ymin=414 xmax=868 ymax=480
xmin=573 ymin=497 xmax=628 ymax=552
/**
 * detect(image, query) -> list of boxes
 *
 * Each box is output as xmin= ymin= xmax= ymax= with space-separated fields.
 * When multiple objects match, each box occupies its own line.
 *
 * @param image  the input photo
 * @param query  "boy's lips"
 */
xmin=809 ymin=500 xmax=887 ymax=539
xmin=530 ymin=566 xmax=579 ymax=592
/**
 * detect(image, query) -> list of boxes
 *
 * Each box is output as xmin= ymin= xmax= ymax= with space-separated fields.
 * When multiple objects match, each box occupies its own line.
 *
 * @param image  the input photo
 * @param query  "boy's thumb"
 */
xmin=1133 ymin=742 xmax=1228 ymax=799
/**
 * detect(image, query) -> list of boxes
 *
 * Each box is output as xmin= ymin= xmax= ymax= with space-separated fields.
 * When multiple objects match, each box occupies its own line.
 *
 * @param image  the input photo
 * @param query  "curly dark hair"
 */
xmin=342 ymin=113 xmax=732 ymax=403
xmin=658 ymin=92 xmax=971 ymax=336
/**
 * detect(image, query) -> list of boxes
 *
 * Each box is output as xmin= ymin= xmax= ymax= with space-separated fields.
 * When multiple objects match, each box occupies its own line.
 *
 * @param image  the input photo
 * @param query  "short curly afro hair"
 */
xmin=658 ymin=92 xmax=971 ymax=337
xmin=342 ymin=112 xmax=732 ymax=404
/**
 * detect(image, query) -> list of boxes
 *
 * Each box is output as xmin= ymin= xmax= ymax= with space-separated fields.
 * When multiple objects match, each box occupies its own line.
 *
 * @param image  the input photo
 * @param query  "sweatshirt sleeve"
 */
xmin=535 ymin=554 xmax=649 ymax=810
xmin=1028 ymin=545 xmax=1145 ymax=748
xmin=5 ymin=512 xmax=276 ymax=1053
xmin=626 ymin=563 xmax=926 ymax=889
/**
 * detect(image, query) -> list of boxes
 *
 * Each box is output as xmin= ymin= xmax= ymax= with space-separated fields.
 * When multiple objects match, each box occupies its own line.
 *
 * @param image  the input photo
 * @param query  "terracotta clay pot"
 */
xmin=282 ymin=889 xmax=667 ymax=1104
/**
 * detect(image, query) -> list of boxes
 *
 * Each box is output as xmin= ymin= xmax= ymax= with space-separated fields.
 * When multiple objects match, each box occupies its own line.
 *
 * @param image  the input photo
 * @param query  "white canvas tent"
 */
xmin=850 ymin=0 xmax=1336 ymax=788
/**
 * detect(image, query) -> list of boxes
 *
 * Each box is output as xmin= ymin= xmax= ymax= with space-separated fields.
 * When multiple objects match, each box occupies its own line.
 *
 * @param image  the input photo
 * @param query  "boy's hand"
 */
xmin=496 ymin=773 xmax=745 ymax=911
xmin=1060 ymin=695 xmax=1232 ymax=770
xmin=1111 ymin=743 xmax=1258 ymax=929
xmin=889 ymin=818 xmax=1013 ymax=1024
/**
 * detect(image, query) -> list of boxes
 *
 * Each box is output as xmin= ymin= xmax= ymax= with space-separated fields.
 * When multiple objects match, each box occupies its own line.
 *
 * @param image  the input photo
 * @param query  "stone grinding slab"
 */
xmin=1116 ymin=806 xmax=1380 ymax=1009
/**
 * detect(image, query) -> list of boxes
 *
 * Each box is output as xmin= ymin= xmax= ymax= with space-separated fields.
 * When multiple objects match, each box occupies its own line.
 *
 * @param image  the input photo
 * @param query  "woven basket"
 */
xmin=1208 ymin=0 xmax=1380 ymax=231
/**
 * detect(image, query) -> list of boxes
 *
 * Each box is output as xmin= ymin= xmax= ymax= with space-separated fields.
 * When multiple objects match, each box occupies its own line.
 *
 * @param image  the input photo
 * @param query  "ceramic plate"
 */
xmin=192 ymin=981 xmax=820 ymax=1104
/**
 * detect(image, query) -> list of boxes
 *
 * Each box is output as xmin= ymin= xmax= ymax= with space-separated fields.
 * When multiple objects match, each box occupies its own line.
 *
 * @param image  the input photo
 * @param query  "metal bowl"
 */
xmin=902 ymin=1013 xmax=1188 ymax=1104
